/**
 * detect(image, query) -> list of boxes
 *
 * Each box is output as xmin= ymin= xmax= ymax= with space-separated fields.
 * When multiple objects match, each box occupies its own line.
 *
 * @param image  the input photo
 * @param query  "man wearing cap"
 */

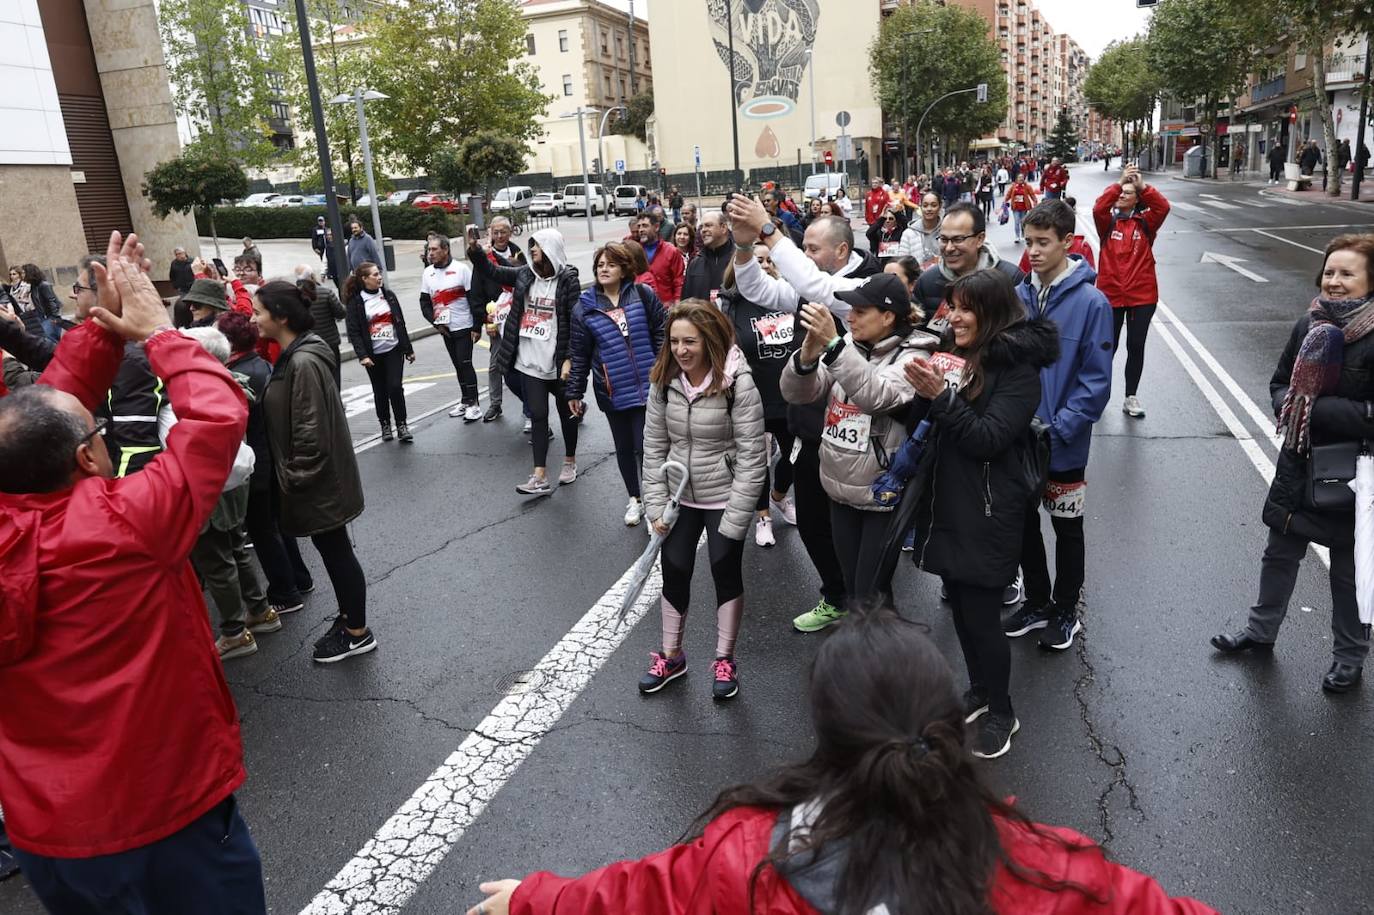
xmin=183 ymin=277 xmax=230 ymax=327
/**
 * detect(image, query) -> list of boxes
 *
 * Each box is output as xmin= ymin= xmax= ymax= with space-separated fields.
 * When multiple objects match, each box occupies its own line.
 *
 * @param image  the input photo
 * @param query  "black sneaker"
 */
xmin=271 ymin=599 xmax=305 ymax=615
xmin=712 ymin=656 xmax=739 ymax=700
xmin=1003 ymin=602 xmax=1052 ymax=637
xmin=963 ymin=687 xmax=989 ymax=724
xmin=971 ymin=712 xmax=1019 ymax=759
xmin=380 ymin=422 xmax=394 ymax=442
xmin=483 ymin=404 xmax=503 ymax=422
xmin=1038 ymin=614 xmax=1083 ymax=651
xmin=397 ymin=422 xmax=413 ymax=443
xmin=1001 ymin=571 xmax=1024 ymax=606
xmin=312 ymin=623 xmax=378 ymax=663
xmin=638 ymin=650 xmax=687 ymax=694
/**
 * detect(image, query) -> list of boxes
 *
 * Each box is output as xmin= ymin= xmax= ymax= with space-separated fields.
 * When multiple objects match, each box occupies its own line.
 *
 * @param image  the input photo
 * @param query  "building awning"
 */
xmin=969 ymin=138 xmax=1003 ymax=150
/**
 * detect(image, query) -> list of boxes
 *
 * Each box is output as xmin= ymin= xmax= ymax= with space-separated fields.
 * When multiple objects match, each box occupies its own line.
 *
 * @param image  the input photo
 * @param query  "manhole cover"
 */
xmin=496 ymin=669 xmax=546 ymax=696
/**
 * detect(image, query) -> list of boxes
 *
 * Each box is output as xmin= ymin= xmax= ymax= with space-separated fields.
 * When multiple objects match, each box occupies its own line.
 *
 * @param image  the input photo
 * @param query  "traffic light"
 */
xmin=591 ymin=157 xmax=600 ymax=174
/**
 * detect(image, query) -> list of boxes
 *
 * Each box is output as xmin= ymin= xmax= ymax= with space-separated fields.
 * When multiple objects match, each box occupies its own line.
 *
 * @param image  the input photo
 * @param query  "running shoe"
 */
xmin=448 ymin=404 xmax=467 ymax=418
xmin=963 ymin=687 xmax=989 ymax=724
xmin=624 ymin=497 xmax=644 ymax=527
xmin=1003 ymin=602 xmax=1052 ymax=637
xmin=516 ymin=474 xmax=553 ymax=497
xmin=483 ymin=405 xmax=502 ymax=422
xmin=271 ymin=599 xmax=305 ymax=615
xmin=769 ymin=493 xmax=797 ymax=525
xmin=558 ymin=461 xmax=578 ymax=485
xmin=1123 ymin=395 xmax=1146 ymax=418
xmin=380 ymin=421 xmax=394 ymax=441
xmin=903 ymin=529 xmax=916 ymax=553
xmin=313 ymin=625 xmax=377 ymax=663
xmin=463 ymin=403 xmax=483 ymax=423
xmin=754 ymin=515 xmax=775 ymax=548
xmin=216 ymin=630 xmax=257 ymax=660
xmin=793 ymin=598 xmax=846 ymax=633
xmin=638 ymin=650 xmax=687 ymax=694
xmin=246 ymin=607 xmax=282 ymax=634
xmin=712 ymin=656 xmax=739 ymax=700
xmin=1002 ymin=571 xmax=1024 ymax=606
xmin=523 ymin=418 xmax=533 ymax=434
xmin=971 ymin=712 xmax=1019 ymax=759
xmin=1039 ymin=614 xmax=1083 ymax=651
xmin=398 ymin=423 xmax=414 ymax=443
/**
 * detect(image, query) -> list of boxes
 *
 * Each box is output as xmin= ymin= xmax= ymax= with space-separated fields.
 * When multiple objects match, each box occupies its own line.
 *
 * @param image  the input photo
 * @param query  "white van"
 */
xmin=613 ymin=184 xmax=648 ymax=216
xmin=803 ymin=172 xmax=850 ymax=201
xmin=562 ymin=182 xmax=608 ymax=216
xmin=491 ymin=185 xmax=535 ymax=213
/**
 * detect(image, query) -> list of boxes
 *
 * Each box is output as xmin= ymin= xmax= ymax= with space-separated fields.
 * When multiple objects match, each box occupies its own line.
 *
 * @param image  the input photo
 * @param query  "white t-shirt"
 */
xmin=515 ymin=275 xmax=559 ymax=380
xmin=362 ymin=288 xmax=397 ymax=355
xmin=421 ymin=259 xmax=474 ymax=331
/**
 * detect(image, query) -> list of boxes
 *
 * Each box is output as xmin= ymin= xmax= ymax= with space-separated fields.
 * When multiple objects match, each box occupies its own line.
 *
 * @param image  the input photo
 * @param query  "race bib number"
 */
xmin=521 ymin=297 xmax=555 ymax=341
xmin=823 ymin=398 xmax=872 ymax=452
xmin=754 ymin=312 xmax=793 ymax=347
xmin=605 ymin=306 xmax=629 ymax=337
xmin=433 ymin=303 xmax=450 ymax=325
xmin=928 ymin=352 xmax=966 ymax=390
xmin=927 ymin=302 xmax=951 ymax=335
xmin=878 ymin=241 xmax=900 ymax=257
xmin=494 ymin=303 xmax=512 ymax=329
xmin=1043 ymin=479 xmax=1086 ymax=519
xmin=370 ymin=321 xmax=395 ymax=344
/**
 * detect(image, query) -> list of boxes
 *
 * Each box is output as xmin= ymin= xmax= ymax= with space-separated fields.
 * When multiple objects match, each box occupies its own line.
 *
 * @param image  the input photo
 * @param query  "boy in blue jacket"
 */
xmin=1006 ymin=200 xmax=1114 ymax=651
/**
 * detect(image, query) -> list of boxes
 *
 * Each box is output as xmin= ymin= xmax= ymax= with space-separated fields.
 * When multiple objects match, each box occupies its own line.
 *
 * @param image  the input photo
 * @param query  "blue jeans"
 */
xmin=13 ymin=796 xmax=265 ymax=915
xmin=1012 ymin=209 xmax=1026 ymax=239
xmin=1045 ymin=190 xmax=1063 ymax=200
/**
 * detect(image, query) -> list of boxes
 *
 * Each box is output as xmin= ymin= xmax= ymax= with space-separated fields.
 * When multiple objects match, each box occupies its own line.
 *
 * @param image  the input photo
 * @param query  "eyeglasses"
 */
xmin=936 ymin=234 xmax=977 ymax=246
xmin=72 ymin=281 xmax=96 ymax=295
xmin=78 ymin=416 xmax=108 ymax=447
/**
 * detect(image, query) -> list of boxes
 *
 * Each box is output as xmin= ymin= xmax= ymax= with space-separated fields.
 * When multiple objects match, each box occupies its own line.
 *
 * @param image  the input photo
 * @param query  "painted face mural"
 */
xmin=708 ymin=0 xmax=820 ymax=159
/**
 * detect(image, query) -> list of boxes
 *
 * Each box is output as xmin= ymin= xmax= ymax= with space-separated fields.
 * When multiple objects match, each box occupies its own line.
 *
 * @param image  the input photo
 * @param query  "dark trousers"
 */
xmin=505 ymin=368 xmax=532 ymax=419
xmin=487 ymin=330 xmax=504 ymax=408
xmin=245 ymin=484 xmax=306 ymax=605
xmin=13 ymin=796 xmax=265 ymax=915
xmin=1021 ymin=467 xmax=1087 ymax=618
xmin=829 ymin=501 xmax=899 ymax=607
xmin=606 ymin=406 xmax=646 ymax=498
xmin=1270 ymin=163 xmax=1283 ymax=182
xmin=792 ymin=440 xmax=846 ymax=606
xmin=1245 ymin=527 xmax=1369 ymax=665
xmin=310 ymin=526 xmax=367 ymax=630
xmin=328 ymin=346 xmax=342 ymax=390
xmin=756 ymin=417 xmax=795 ymax=511
xmin=364 ymin=348 xmax=408 ymax=425
xmin=661 ymin=506 xmax=745 ymax=611
xmin=191 ymin=489 xmax=267 ymax=637
xmin=945 ymin=580 xmax=1013 ymax=715
xmin=521 ymin=373 xmax=579 ymax=467
xmin=1112 ymin=303 xmax=1157 ymax=397
xmin=441 ymin=330 xmax=479 ymax=404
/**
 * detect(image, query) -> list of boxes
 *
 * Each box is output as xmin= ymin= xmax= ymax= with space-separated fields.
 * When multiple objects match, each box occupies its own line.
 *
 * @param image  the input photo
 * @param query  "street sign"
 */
xmin=835 ymin=110 xmax=851 ymax=128
xmin=976 ymin=83 xmax=988 ymax=103
xmin=823 ymin=149 xmax=834 ymax=165
xmin=836 ymin=135 xmax=853 ymax=160
xmin=615 ymin=158 xmax=626 ymax=174
xmin=693 ymin=145 xmax=701 ymax=166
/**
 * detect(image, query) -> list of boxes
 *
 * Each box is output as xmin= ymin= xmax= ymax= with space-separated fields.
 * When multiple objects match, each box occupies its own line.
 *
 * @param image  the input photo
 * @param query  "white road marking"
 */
xmin=1198 ymin=200 xmax=1242 ymax=211
xmin=341 ymin=382 xmax=438 ymax=419
xmin=1251 ymin=228 xmax=1325 ymax=255
xmin=1168 ymin=200 xmax=1206 ymax=213
xmin=1199 ymin=251 xmax=1269 ymax=283
xmin=352 ymin=385 xmax=489 ymax=454
xmin=1263 ymin=194 xmax=1309 ymax=206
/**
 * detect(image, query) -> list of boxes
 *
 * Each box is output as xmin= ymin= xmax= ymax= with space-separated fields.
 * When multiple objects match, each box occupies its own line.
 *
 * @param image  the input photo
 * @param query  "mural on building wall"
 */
xmin=706 ymin=0 xmax=820 ymax=159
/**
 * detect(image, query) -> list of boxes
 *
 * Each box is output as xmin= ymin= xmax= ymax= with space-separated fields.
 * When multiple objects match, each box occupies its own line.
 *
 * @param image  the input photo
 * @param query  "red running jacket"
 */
xmin=1041 ymin=164 xmax=1070 ymax=195
xmin=1007 ymin=183 xmax=1040 ymax=212
xmin=0 ymin=324 xmax=249 ymax=857
xmin=512 ymin=806 xmax=1218 ymax=915
xmin=1092 ymin=183 xmax=1170 ymax=309
xmin=644 ymin=240 xmax=685 ymax=304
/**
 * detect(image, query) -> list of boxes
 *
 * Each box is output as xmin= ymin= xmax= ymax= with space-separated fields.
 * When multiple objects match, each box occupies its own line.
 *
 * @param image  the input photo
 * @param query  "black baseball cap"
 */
xmin=834 ymin=272 xmax=911 ymax=315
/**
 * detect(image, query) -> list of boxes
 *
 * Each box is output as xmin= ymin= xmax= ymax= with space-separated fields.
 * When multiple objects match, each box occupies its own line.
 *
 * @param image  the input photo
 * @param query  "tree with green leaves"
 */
xmin=612 ymin=91 xmax=653 ymax=143
xmin=158 ymin=0 xmax=282 ymax=168
xmin=1147 ymin=0 xmax=1267 ymax=178
xmin=1046 ymin=109 xmax=1080 ymax=162
xmin=348 ymin=0 xmax=550 ymax=174
xmin=1084 ymin=38 xmax=1158 ymax=157
xmin=432 ymin=131 xmax=529 ymax=226
xmin=142 ymin=144 xmax=249 ymax=258
xmin=868 ymin=3 xmax=1008 ymax=176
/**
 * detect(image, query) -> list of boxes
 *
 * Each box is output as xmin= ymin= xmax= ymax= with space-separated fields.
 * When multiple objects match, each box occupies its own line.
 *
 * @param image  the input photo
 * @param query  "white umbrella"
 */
xmin=1349 ymin=451 xmax=1374 ymax=640
xmin=617 ymin=460 xmax=689 ymax=627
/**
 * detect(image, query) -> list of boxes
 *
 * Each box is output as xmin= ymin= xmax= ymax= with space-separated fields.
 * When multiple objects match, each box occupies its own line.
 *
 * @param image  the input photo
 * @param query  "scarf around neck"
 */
xmin=1276 ymin=294 xmax=1374 ymax=453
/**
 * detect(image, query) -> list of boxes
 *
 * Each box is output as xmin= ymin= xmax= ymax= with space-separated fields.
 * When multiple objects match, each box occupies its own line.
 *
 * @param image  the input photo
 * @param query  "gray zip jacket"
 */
xmin=642 ymin=346 xmax=767 ymax=540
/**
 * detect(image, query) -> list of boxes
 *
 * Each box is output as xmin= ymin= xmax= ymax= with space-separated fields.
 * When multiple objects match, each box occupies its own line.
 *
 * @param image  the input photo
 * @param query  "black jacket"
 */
xmin=102 ymin=342 xmax=165 ymax=476
xmin=911 ymin=318 xmax=1059 ymax=585
xmin=718 ymin=287 xmax=797 ymax=422
xmin=469 ymin=244 xmax=581 ymax=377
xmin=310 ymin=285 xmax=346 ymax=354
xmin=0 ymin=314 xmax=55 ymax=372
xmin=344 ymin=286 xmax=414 ymax=360
xmin=169 ymin=259 xmax=195 ymax=295
xmin=681 ymin=241 xmax=734 ymax=302
xmin=227 ymin=350 xmax=273 ymax=494
xmin=468 ymin=243 xmax=526 ymax=319
xmin=1262 ymin=312 xmax=1374 ymax=547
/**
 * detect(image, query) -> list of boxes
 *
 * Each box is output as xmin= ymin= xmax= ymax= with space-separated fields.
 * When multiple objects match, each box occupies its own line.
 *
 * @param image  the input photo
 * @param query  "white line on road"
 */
xmin=1168 ymin=200 xmax=1206 ymax=213
xmin=1251 ymin=228 xmax=1325 ymax=255
xmin=1199 ymin=251 xmax=1269 ymax=283
xmin=1198 ymin=200 xmax=1242 ymax=211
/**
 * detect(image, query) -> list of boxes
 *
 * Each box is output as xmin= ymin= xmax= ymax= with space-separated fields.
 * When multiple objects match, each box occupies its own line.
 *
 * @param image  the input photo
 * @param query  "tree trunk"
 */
xmin=1208 ymin=96 xmax=1220 ymax=180
xmin=1309 ymin=39 xmax=1343 ymax=196
xmin=208 ymin=208 xmax=222 ymax=260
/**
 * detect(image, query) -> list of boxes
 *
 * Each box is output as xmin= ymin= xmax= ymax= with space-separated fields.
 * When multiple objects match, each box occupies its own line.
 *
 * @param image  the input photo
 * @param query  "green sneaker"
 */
xmin=792 ymin=599 xmax=847 ymax=633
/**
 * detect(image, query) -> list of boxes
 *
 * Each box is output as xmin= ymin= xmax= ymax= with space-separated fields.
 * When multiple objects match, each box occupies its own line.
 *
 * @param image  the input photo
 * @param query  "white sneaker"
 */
xmin=754 ymin=515 xmax=775 ymax=548
xmin=1123 ymin=395 xmax=1145 ymax=418
xmin=463 ymin=404 xmax=483 ymax=423
xmin=769 ymin=493 xmax=797 ymax=525
xmin=558 ymin=461 xmax=577 ymax=485
xmin=624 ymin=497 xmax=644 ymax=526
xmin=448 ymin=404 xmax=466 ymax=418
xmin=523 ymin=418 xmax=533 ymax=434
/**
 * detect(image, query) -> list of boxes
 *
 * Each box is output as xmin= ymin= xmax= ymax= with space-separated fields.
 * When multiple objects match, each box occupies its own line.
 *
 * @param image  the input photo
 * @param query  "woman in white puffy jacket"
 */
xmin=781 ymin=273 xmax=939 ymax=612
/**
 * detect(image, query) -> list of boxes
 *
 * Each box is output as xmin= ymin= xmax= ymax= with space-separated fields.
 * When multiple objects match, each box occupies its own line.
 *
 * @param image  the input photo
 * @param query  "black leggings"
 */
xmin=756 ymin=417 xmax=795 ymax=511
xmin=521 ymin=373 xmax=579 ymax=467
xmin=793 ymin=440 xmax=846 ymax=606
xmin=978 ymin=192 xmax=993 ymax=217
xmin=441 ymin=330 xmax=479 ymax=404
xmin=945 ymin=580 xmax=1013 ymax=715
xmin=829 ymin=502 xmax=900 ymax=607
xmin=1112 ymin=303 xmax=1157 ymax=397
xmin=1020 ymin=467 xmax=1087 ymax=618
xmin=310 ymin=525 xmax=367 ymax=630
xmin=245 ymin=484 xmax=302 ymax=605
xmin=661 ymin=506 xmax=745 ymax=611
xmin=364 ymin=348 xmax=408 ymax=425
xmin=606 ymin=406 xmax=645 ymax=498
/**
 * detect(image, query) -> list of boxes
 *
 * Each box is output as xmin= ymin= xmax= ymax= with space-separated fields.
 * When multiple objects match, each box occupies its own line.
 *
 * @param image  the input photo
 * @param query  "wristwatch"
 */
xmin=759 ymin=221 xmax=777 ymax=239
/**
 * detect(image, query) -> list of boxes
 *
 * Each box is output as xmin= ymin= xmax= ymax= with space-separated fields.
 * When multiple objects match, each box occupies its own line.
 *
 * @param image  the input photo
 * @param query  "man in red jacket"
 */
xmin=864 ymin=176 xmax=889 ymax=225
xmin=1041 ymin=156 xmax=1069 ymax=199
xmin=0 ymin=233 xmax=265 ymax=912
xmin=633 ymin=212 xmax=685 ymax=303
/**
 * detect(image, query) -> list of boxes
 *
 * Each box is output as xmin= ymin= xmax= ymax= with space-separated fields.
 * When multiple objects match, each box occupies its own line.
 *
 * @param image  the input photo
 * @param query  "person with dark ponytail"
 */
xmin=343 ymin=261 xmax=415 ymax=442
xmin=464 ymin=609 xmax=1218 ymax=915
xmin=252 ymin=279 xmax=378 ymax=664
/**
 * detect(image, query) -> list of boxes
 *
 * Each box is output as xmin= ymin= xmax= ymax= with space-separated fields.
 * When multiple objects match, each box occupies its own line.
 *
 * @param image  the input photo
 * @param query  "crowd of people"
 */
xmin=3 ymin=151 xmax=1371 ymax=914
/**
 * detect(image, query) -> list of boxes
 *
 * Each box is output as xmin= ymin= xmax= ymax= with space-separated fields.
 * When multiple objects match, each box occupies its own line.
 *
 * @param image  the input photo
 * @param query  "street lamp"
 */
xmin=805 ymin=48 xmax=817 ymax=173
xmin=292 ymin=0 xmax=349 ymax=286
xmin=560 ymin=107 xmax=600 ymax=243
xmin=597 ymin=105 xmax=627 ymax=221
xmin=331 ymin=88 xmax=388 ymax=276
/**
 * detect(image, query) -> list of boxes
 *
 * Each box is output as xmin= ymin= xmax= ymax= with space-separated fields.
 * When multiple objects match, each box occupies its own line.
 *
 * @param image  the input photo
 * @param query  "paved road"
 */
xmin=5 ymin=165 xmax=1373 ymax=914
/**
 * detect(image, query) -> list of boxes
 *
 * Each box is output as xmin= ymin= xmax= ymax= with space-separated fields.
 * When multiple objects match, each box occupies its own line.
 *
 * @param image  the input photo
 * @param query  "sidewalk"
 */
xmin=1167 ymin=168 xmax=1374 ymax=202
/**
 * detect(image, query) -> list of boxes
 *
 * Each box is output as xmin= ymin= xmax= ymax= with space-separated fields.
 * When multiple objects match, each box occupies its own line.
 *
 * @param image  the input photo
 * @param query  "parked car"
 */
xmin=803 ymin=172 xmax=850 ymax=201
xmin=385 ymin=189 xmax=430 ymax=206
xmin=303 ymin=194 xmax=328 ymax=205
xmin=412 ymin=193 xmax=460 ymax=213
xmin=491 ymin=185 xmax=535 ymax=213
xmin=562 ymin=182 xmax=609 ymax=216
xmin=613 ymin=184 xmax=647 ymax=216
xmin=271 ymin=194 xmax=308 ymax=207
xmin=530 ymin=192 xmax=563 ymax=216
xmin=239 ymin=192 xmax=280 ymax=207
xmin=356 ymin=193 xmax=376 ymax=207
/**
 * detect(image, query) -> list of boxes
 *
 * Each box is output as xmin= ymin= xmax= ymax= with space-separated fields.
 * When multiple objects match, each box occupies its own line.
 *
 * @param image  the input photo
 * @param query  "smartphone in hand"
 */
xmin=212 ymin=257 xmax=229 ymax=278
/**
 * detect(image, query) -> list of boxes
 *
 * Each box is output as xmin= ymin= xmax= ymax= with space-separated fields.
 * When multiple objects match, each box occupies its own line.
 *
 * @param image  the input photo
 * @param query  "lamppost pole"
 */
xmin=806 ymin=48 xmax=817 ymax=173
xmin=293 ymin=0 xmax=348 ymax=286
xmin=332 ymin=89 xmax=389 ymax=278
xmin=726 ymin=0 xmax=741 ymax=191
xmin=598 ymin=105 xmax=626 ymax=221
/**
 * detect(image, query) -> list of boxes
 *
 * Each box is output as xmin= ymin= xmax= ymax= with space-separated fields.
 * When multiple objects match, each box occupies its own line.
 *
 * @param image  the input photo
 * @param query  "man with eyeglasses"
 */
xmin=0 ymin=232 xmax=267 ymax=912
xmin=912 ymin=201 xmax=1025 ymax=329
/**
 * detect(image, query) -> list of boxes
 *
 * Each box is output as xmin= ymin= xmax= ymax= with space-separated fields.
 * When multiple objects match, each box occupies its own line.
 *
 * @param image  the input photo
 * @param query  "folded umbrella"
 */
xmin=617 ymin=460 xmax=689 ymax=626
xmin=1348 ymin=449 xmax=1374 ymax=640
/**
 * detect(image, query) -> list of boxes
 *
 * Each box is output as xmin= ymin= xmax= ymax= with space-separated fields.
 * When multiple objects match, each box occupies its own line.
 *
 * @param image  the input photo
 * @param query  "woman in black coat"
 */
xmin=1213 ymin=234 xmax=1374 ymax=693
xmin=343 ymin=261 xmax=415 ymax=442
xmin=906 ymin=269 xmax=1059 ymax=760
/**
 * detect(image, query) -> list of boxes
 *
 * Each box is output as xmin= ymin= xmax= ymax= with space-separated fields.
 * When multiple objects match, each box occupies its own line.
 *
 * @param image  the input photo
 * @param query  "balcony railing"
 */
xmin=1249 ymin=74 xmax=1286 ymax=103
xmin=1325 ymin=53 xmax=1368 ymax=83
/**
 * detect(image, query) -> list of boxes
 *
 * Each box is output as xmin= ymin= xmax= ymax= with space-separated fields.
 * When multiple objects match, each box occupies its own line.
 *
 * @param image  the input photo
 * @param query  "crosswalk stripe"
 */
xmin=1199 ymin=200 xmax=1241 ymax=210
xmin=1170 ymin=200 xmax=1206 ymax=213
xmin=1266 ymin=195 xmax=1308 ymax=206
xmin=1235 ymin=199 xmax=1274 ymax=208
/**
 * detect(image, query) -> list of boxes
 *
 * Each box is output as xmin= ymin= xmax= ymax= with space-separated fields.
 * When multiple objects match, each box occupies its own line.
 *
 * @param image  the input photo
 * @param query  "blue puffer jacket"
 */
xmin=567 ymin=282 xmax=666 ymax=412
xmin=1015 ymin=257 xmax=1114 ymax=472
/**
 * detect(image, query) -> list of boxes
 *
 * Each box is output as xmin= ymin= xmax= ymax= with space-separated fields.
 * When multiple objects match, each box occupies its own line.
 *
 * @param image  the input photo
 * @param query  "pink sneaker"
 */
xmin=637 ymin=650 xmax=686 ymax=694
xmin=712 ymin=656 xmax=739 ymax=700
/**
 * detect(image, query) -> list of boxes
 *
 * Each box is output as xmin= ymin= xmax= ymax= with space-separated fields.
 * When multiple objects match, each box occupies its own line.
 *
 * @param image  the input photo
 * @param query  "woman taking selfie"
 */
xmin=344 ymin=261 xmax=415 ymax=443
xmin=907 ymin=269 xmax=1058 ymax=759
xmin=639 ymin=300 xmax=765 ymax=700
xmin=464 ymin=610 xmax=1217 ymax=915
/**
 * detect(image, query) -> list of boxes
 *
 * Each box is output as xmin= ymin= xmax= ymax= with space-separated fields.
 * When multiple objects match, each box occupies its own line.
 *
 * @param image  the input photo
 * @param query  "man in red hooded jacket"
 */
xmin=0 ymin=232 xmax=265 ymax=913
